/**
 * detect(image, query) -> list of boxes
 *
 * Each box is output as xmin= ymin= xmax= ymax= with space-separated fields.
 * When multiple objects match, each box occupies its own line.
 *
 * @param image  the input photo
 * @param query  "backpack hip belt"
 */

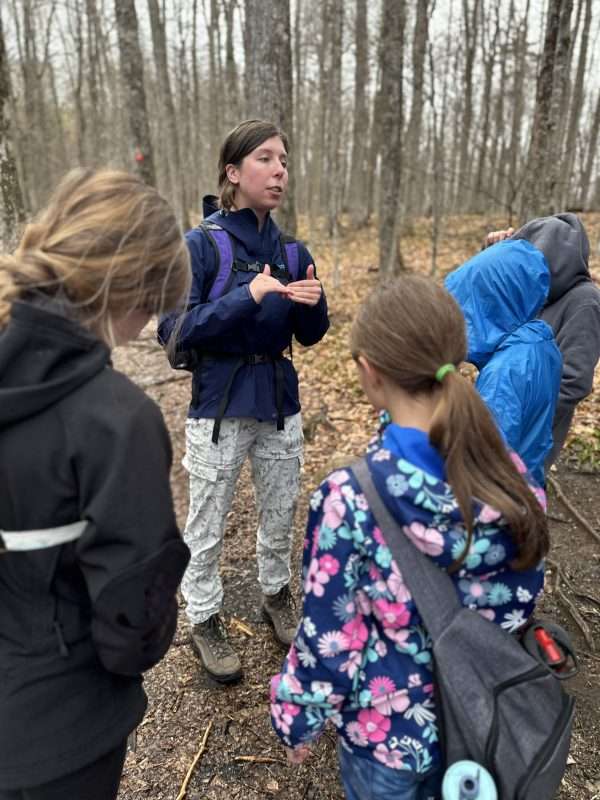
xmin=202 ymin=351 xmax=288 ymax=444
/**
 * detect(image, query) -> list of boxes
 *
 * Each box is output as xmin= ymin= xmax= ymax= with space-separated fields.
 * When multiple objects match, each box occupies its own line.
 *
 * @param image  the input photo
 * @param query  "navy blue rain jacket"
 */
xmin=158 ymin=199 xmax=329 ymax=422
xmin=444 ymin=239 xmax=562 ymax=485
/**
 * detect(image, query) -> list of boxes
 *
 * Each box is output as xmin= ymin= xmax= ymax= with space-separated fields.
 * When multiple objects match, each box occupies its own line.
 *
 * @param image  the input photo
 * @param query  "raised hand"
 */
xmin=485 ymin=227 xmax=515 ymax=248
xmin=287 ymin=264 xmax=322 ymax=307
xmin=248 ymin=264 xmax=292 ymax=304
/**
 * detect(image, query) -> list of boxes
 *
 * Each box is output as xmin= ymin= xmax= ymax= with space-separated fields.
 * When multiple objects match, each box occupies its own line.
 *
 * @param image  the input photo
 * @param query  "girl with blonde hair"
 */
xmin=271 ymin=275 xmax=548 ymax=800
xmin=0 ymin=169 xmax=191 ymax=800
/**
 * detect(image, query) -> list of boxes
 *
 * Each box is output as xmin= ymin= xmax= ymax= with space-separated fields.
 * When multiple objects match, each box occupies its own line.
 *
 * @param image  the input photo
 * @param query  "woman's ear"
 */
xmin=225 ymin=164 xmax=240 ymax=185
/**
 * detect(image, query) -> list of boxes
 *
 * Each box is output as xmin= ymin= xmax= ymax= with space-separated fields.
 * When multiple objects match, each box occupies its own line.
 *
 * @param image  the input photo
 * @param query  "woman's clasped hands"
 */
xmin=248 ymin=264 xmax=322 ymax=306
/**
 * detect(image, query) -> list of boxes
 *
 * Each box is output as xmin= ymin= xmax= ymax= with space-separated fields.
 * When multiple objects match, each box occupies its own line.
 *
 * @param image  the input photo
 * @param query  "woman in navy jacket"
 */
xmin=159 ymin=119 xmax=329 ymax=683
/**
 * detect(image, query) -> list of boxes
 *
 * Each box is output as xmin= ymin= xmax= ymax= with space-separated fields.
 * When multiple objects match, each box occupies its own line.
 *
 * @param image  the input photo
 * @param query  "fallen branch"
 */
xmin=230 ymin=617 xmax=255 ymax=637
xmin=139 ymin=373 xmax=190 ymax=389
xmin=547 ymin=475 xmax=600 ymax=547
xmin=546 ymin=558 xmax=595 ymax=652
xmin=547 ymin=513 xmax=569 ymax=524
xmin=233 ymin=755 xmax=286 ymax=765
xmin=176 ymin=719 xmax=213 ymax=800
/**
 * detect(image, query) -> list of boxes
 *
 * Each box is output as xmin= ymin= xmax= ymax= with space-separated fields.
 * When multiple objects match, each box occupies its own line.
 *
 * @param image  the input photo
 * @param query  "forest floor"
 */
xmin=114 ymin=213 xmax=600 ymax=800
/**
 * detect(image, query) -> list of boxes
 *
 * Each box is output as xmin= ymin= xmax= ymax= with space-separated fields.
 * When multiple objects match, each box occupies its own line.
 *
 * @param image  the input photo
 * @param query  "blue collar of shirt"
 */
xmin=381 ymin=423 xmax=446 ymax=480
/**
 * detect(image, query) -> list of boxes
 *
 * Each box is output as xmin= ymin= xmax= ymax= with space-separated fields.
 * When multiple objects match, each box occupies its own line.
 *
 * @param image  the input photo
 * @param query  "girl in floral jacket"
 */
xmin=270 ymin=276 xmax=549 ymax=800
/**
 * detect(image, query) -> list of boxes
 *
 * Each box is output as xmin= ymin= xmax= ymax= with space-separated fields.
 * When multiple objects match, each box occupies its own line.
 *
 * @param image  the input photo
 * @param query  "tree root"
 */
xmin=547 ymin=557 xmax=595 ymax=652
xmin=547 ymin=475 xmax=600 ymax=547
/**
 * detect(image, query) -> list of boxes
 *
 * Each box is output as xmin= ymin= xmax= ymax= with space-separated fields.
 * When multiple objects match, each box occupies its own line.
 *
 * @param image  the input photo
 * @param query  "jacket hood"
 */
xmin=202 ymin=194 xmax=220 ymax=218
xmin=0 ymin=301 xmax=110 ymax=427
xmin=444 ymin=239 xmax=550 ymax=369
xmin=203 ymin=198 xmax=281 ymax=260
xmin=511 ymin=213 xmax=590 ymax=304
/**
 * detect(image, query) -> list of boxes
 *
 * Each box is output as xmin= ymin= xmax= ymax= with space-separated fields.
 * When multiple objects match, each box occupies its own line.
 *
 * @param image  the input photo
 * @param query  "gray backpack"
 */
xmin=353 ymin=458 xmax=575 ymax=800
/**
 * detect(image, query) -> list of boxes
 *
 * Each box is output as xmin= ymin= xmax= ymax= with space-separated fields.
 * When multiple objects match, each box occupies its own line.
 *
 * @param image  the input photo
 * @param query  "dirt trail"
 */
xmin=115 ymin=217 xmax=600 ymax=799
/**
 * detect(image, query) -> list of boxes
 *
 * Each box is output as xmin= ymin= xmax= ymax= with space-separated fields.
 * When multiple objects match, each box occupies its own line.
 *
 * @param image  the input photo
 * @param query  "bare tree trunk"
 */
xmin=456 ymin=0 xmax=480 ymax=209
xmin=546 ymin=0 xmax=574 ymax=206
xmin=473 ymin=2 xmax=500 ymax=210
xmin=114 ymin=0 xmax=156 ymax=185
xmin=243 ymin=0 xmax=296 ymax=233
xmin=348 ymin=0 xmax=369 ymax=225
xmin=68 ymin=0 xmax=87 ymax=164
xmin=222 ymin=0 xmax=240 ymax=130
xmin=559 ymin=0 xmax=592 ymax=207
xmin=521 ymin=0 xmax=563 ymax=219
xmin=378 ymin=0 xmax=405 ymax=275
xmin=147 ymin=0 xmax=188 ymax=225
xmin=579 ymin=89 xmax=600 ymax=208
xmin=404 ymin=0 xmax=432 ymax=216
xmin=506 ymin=0 xmax=530 ymax=220
xmin=85 ymin=0 xmax=103 ymax=162
xmin=0 ymin=7 xmax=25 ymax=245
xmin=427 ymin=40 xmax=443 ymax=276
xmin=325 ymin=0 xmax=343 ymax=239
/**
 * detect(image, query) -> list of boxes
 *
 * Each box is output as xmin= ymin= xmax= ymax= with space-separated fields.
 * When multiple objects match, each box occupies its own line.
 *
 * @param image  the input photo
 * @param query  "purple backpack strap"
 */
xmin=283 ymin=240 xmax=299 ymax=281
xmin=203 ymin=224 xmax=234 ymax=301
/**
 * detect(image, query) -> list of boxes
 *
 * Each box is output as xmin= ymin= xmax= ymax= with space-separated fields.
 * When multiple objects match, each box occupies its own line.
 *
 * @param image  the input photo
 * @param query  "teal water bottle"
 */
xmin=442 ymin=761 xmax=498 ymax=800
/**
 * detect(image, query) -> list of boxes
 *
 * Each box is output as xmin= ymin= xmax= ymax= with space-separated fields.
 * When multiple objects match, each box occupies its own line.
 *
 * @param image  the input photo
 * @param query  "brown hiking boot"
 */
xmin=262 ymin=584 xmax=298 ymax=648
xmin=190 ymin=614 xmax=243 ymax=684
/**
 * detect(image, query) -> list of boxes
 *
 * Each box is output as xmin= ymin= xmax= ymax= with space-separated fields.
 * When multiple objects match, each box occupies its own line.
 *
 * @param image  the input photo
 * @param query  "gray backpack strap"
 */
xmin=352 ymin=457 xmax=461 ymax=641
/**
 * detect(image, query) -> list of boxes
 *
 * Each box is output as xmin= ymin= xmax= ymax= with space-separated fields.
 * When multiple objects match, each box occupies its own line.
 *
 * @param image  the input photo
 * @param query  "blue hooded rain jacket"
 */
xmin=444 ymin=239 xmax=562 ymax=485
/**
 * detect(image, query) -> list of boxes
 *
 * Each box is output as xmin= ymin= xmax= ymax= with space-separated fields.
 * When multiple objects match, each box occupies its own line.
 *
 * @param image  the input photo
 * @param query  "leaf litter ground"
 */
xmin=114 ymin=214 xmax=600 ymax=799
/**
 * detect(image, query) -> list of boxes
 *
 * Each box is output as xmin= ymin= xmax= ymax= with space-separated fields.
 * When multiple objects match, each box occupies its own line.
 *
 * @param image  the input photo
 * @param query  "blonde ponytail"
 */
xmin=0 ymin=168 xmax=191 ymax=339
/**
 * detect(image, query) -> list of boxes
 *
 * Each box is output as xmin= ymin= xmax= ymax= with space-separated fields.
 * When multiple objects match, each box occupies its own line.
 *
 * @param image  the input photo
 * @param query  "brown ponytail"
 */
xmin=350 ymin=275 xmax=548 ymax=571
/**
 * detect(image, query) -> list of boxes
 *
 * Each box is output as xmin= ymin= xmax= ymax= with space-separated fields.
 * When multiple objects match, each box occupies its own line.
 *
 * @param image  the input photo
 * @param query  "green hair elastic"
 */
xmin=435 ymin=363 xmax=456 ymax=382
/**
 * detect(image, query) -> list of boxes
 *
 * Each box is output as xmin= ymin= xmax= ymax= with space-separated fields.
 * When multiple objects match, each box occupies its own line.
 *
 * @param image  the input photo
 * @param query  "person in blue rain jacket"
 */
xmin=159 ymin=119 xmax=329 ymax=684
xmin=271 ymin=276 xmax=548 ymax=800
xmin=444 ymin=239 xmax=562 ymax=486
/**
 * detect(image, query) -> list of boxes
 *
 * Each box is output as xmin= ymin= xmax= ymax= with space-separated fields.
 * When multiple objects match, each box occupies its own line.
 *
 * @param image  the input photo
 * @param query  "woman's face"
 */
xmin=226 ymin=135 xmax=289 ymax=215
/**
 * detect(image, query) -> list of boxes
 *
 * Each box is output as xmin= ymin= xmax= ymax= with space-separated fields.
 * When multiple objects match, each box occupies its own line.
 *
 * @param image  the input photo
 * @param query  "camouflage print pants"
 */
xmin=181 ymin=413 xmax=304 ymax=624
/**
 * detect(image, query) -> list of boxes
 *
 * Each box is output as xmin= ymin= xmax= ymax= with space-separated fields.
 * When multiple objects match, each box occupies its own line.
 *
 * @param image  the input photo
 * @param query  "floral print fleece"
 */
xmin=270 ymin=435 xmax=545 ymax=774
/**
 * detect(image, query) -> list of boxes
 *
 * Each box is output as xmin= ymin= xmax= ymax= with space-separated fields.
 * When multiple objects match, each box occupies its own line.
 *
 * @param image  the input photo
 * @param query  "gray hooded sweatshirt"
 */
xmin=511 ymin=213 xmax=600 ymax=464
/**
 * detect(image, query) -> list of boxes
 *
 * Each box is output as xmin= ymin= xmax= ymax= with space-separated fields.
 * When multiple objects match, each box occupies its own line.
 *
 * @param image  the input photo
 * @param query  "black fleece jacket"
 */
xmin=0 ymin=302 xmax=189 ymax=790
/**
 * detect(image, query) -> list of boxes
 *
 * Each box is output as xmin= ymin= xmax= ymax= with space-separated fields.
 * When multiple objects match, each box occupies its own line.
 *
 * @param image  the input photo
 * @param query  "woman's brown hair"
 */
xmin=350 ymin=275 xmax=549 ymax=571
xmin=217 ymin=119 xmax=289 ymax=211
xmin=0 ymin=168 xmax=190 ymax=344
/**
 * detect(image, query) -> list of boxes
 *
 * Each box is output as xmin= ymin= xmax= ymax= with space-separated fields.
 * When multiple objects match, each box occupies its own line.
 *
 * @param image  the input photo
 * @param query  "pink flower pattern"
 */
xmin=271 ymin=444 xmax=544 ymax=776
xmin=357 ymin=708 xmax=391 ymax=743
xmin=403 ymin=521 xmax=445 ymax=556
